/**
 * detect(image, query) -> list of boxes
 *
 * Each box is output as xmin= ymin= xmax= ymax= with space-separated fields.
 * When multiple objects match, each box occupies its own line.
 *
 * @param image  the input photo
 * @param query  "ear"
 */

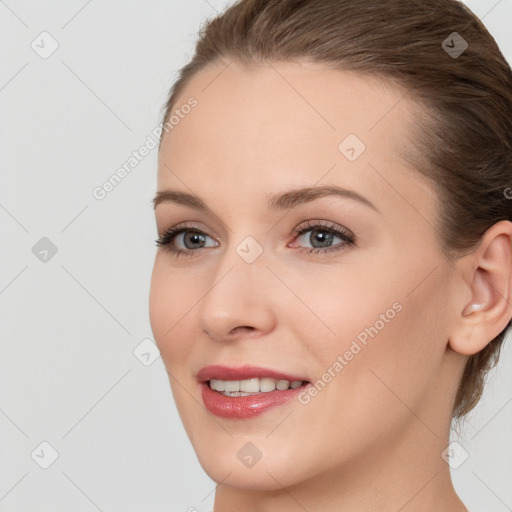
xmin=449 ymin=220 xmax=512 ymax=356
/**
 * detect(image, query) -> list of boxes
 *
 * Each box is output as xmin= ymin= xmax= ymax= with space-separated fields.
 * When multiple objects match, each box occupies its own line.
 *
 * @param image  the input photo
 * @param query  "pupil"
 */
xmin=311 ymin=230 xmax=332 ymax=248
xmin=185 ymin=232 xmax=205 ymax=249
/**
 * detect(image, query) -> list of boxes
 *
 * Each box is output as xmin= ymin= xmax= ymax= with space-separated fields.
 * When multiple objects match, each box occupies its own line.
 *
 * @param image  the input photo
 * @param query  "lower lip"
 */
xmin=201 ymin=382 xmax=309 ymax=418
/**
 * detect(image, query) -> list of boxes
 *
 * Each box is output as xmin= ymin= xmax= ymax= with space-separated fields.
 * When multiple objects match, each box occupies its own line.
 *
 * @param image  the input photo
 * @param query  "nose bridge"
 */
xmin=196 ymin=235 xmax=275 ymax=339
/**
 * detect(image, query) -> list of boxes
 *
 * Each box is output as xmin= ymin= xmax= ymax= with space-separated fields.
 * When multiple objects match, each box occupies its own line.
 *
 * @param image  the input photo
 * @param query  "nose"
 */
xmin=196 ymin=248 xmax=277 ymax=342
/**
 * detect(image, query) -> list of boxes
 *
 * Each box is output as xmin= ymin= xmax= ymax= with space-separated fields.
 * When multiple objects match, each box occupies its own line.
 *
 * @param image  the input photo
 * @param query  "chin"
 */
xmin=199 ymin=455 xmax=304 ymax=491
xmin=190 ymin=435 xmax=316 ymax=491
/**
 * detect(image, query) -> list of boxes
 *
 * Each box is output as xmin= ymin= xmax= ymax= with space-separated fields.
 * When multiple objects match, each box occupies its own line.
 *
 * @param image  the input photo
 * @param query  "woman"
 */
xmin=149 ymin=0 xmax=512 ymax=510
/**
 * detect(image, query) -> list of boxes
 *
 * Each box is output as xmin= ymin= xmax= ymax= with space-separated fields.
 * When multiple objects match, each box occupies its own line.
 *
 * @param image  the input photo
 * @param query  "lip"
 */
xmin=197 ymin=365 xmax=311 ymax=419
xmin=196 ymin=365 xmax=308 ymax=383
xmin=200 ymin=381 xmax=310 ymax=418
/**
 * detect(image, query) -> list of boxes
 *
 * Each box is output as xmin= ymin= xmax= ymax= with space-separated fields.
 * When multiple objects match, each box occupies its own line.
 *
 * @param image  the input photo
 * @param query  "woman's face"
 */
xmin=150 ymin=61 xmax=464 ymax=490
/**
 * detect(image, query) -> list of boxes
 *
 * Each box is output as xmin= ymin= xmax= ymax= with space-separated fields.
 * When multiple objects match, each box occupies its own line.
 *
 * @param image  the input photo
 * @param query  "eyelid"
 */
xmin=158 ymin=219 xmax=352 ymax=240
xmin=157 ymin=221 xmax=220 ymax=241
xmin=291 ymin=219 xmax=355 ymax=240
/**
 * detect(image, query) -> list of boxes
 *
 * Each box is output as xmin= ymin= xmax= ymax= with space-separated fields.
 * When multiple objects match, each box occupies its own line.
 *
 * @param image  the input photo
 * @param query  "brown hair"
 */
xmin=159 ymin=0 xmax=512 ymax=420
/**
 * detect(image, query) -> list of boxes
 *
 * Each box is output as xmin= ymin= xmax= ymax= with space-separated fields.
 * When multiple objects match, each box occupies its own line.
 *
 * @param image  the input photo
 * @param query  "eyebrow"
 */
xmin=153 ymin=185 xmax=379 ymax=214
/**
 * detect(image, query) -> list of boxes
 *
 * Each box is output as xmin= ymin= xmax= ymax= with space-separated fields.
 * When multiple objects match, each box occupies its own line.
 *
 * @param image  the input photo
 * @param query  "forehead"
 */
xmin=157 ymin=60 xmax=431 ymax=217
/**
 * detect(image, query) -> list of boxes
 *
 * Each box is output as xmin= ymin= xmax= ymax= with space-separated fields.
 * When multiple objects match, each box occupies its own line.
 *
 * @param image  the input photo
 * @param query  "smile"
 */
xmin=209 ymin=377 xmax=304 ymax=395
xmin=197 ymin=365 xmax=312 ymax=418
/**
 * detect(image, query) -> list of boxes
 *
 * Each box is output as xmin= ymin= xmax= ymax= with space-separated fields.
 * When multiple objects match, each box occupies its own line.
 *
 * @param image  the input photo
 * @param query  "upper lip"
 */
xmin=197 ymin=365 xmax=309 ymax=383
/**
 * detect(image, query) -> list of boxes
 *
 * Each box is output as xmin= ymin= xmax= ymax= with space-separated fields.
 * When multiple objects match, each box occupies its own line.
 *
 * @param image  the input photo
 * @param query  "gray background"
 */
xmin=0 ymin=1 xmax=511 ymax=510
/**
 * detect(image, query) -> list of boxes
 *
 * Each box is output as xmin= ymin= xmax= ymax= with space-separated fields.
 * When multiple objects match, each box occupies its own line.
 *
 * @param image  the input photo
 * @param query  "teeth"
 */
xmin=210 ymin=379 xmax=226 ymax=392
xmin=224 ymin=380 xmax=239 ymax=392
xmin=276 ymin=379 xmax=290 ymax=390
xmin=241 ymin=378 xmax=260 ymax=392
xmin=209 ymin=377 xmax=304 ymax=394
xmin=260 ymin=377 xmax=277 ymax=392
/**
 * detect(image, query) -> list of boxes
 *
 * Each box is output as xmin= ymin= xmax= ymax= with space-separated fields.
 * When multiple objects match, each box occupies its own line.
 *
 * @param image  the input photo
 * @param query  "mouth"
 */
xmin=206 ymin=377 xmax=308 ymax=396
xmin=197 ymin=365 xmax=310 ymax=392
xmin=197 ymin=365 xmax=312 ymax=418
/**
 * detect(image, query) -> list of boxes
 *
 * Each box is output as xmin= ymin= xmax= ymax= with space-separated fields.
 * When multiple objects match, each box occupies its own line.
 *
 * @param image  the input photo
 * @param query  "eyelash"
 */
xmin=155 ymin=220 xmax=355 ymax=259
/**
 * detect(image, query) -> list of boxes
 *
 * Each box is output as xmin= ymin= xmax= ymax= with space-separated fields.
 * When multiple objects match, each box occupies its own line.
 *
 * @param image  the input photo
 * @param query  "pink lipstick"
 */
xmin=197 ymin=365 xmax=311 ymax=419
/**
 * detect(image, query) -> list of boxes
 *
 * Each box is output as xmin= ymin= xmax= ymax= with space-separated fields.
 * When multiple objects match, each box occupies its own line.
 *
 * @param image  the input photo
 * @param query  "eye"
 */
xmin=155 ymin=220 xmax=355 ymax=258
xmin=155 ymin=224 xmax=218 ymax=258
xmin=289 ymin=220 xmax=355 ymax=255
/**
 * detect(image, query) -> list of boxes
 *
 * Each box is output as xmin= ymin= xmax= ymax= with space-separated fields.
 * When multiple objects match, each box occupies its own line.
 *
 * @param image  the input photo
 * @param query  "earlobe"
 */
xmin=449 ymin=221 xmax=512 ymax=356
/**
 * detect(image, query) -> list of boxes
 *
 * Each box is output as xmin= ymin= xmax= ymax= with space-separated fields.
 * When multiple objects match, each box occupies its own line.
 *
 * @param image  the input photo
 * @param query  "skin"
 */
xmin=149 ymin=60 xmax=512 ymax=511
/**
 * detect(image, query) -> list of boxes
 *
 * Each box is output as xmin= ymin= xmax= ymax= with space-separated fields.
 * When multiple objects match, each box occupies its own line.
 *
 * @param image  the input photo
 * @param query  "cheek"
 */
xmin=316 ymin=262 xmax=452 ymax=425
xmin=278 ymin=262 xmax=403 ymax=367
xmin=149 ymin=255 xmax=199 ymax=367
xmin=291 ymin=251 xmax=451 ymax=403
